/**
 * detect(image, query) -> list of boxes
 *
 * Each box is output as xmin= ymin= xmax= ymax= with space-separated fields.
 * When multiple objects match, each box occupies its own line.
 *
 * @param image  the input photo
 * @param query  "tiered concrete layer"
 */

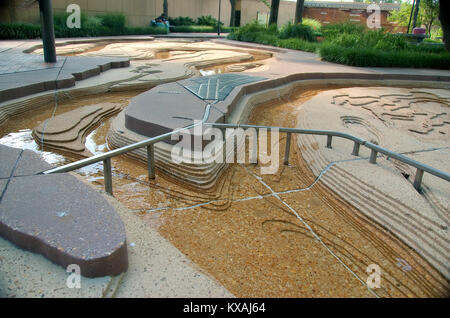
xmin=295 ymin=87 xmax=450 ymax=279
xmin=32 ymin=103 xmax=123 ymax=158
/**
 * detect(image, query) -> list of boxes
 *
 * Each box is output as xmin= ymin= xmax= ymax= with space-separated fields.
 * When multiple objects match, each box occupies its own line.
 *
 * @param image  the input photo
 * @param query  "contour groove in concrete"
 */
xmin=0 ymin=145 xmax=128 ymax=278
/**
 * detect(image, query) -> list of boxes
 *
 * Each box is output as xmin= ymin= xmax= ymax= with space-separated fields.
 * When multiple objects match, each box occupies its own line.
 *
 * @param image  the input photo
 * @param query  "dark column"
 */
xmin=412 ymin=0 xmax=421 ymax=30
xmin=217 ymin=0 xmax=222 ymax=36
xmin=269 ymin=0 xmax=280 ymax=26
xmin=38 ymin=0 xmax=56 ymax=63
xmin=295 ymin=0 xmax=305 ymax=24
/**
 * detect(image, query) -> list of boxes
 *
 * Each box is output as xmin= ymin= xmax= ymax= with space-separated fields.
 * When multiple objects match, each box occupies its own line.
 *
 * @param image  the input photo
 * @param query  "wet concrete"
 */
xmin=2 ymin=84 xmax=447 ymax=297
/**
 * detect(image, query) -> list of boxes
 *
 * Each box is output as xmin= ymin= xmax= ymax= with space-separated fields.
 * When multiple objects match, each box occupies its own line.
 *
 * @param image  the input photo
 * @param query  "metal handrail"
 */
xmin=207 ymin=122 xmax=450 ymax=191
xmin=43 ymin=107 xmax=450 ymax=195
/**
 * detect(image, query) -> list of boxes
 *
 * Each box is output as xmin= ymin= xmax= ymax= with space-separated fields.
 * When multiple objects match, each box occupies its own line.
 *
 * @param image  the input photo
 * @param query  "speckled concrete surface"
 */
xmin=0 ymin=146 xmax=128 ymax=278
xmin=1 ymin=37 xmax=450 ymax=297
xmin=295 ymin=87 xmax=450 ymax=280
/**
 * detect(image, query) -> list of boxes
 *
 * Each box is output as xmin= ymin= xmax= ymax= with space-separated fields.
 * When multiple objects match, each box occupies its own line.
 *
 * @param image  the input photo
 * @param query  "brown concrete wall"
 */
xmin=0 ymin=0 xmax=40 ymax=24
xmin=0 ymin=0 xmax=399 ymax=30
xmin=0 ymin=0 xmax=231 ymax=27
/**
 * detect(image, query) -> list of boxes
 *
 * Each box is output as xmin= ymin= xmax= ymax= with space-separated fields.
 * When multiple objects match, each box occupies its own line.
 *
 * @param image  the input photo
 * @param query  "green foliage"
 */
xmin=302 ymin=18 xmax=322 ymax=33
xmin=227 ymin=21 xmax=319 ymax=53
xmin=229 ymin=21 xmax=449 ymax=69
xmin=168 ymin=16 xmax=196 ymax=26
xmin=196 ymin=15 xmax=223 ymax=27
xmin=170 ymin=25 xmax=235 ymax=33
xmin=0 ymin=13 xmax=167 ymax=39
xmin=321 ymin=22 xmax=365 ymax=39
xmin=319 ymin=42 xmax=450 ymax=69
xmin=98 ymin=13 xmax=126 ymax=31
xmin=278 ymin=22 xmax=316 ymax=42
xmin=328 ymin=29 xmax=408 ymax=51
xmin=0 ymin=23 xmax=41 ymax=39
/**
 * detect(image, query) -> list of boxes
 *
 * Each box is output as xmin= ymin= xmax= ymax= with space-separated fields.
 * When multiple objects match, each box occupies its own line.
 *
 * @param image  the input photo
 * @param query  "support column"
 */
xmin=38 ymin=0 xmax=57 ymax=63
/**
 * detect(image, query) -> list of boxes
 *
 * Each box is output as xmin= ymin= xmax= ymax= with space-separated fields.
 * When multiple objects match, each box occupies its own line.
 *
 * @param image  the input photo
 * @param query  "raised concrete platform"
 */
xmin=0 ymin=45 xmax=130 ymax=103
xmin=0 ymin=144 xmax=128 ymax=278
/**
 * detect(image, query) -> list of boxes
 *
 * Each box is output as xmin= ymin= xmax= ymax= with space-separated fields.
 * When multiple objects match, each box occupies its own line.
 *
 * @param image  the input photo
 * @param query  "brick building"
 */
xmin=1 ymin=0 xmax=401 ymax=30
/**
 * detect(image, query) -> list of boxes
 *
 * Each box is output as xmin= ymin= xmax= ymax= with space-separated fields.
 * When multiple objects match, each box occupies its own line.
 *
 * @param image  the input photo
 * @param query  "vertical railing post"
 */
xmin=284 ymin=132 xmax=291 ymax=165
xmin=352 ymin=141 xmax=360 ymax=156
xmin=103 ymin=158 xmax=113 ymax=195
xmin=147 ymin=144 xmax=155 ymax=179
xmin=222 ymin=128 xmax=227 ymax=163
xmin=326 ymin=135 xmax=332 ymax=149
xmin=369 ymin=149 xmax=377 ymax=164
xmin=413 ymin=168 xmax=424 ymax=192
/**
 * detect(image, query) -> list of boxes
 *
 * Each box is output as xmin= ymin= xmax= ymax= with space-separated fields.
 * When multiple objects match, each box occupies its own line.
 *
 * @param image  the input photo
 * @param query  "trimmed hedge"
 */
xmin=0 ymin=23 xmax=41 ymax=39
xmin=319 ymin=43 xmax=450 ymax=69
xmin=228 ymin=21 xmax=450 ymax=69
xmin=169 ymin=25 xmax=236 ymax=33
xmin=0 ymin=13 xmax=168 ymax=39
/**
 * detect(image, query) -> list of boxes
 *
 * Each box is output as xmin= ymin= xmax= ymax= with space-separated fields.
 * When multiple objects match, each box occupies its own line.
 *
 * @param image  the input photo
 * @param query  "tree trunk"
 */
xmin=295 ymin=0 xmax=305 ymax=24
xmin=163 ymin=0 xmax=168 ymax=17
xmin=269 ymin=0 xmax=280 ymax=26
xmin=412 ymin=0 xmax=421 ymax=29
xmin=229 ymin=0 xmax=236 ymax=27
xmin=440 ymin=0 xmax=450 ymax=51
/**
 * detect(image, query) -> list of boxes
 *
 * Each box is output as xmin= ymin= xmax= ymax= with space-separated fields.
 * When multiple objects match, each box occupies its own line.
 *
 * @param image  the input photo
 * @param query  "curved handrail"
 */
xmin=43 ymin=108 xmax=449 ymax=194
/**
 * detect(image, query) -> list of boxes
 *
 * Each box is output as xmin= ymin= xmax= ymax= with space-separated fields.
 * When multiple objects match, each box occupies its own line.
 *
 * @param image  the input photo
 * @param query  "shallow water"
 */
xmin=1 ymin=83 xmax=447 ymax=297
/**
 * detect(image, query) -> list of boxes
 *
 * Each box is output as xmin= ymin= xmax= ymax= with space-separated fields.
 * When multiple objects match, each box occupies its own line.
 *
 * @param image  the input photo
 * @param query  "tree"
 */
xmin=229 ymin=0 xmax=236 ymax=27
xmin=295 ymin=0 xmax=305 ymax=24
xmin=163 ymin=0 xmax=168 ymax=17
xmin=440 ymin=0 xmax=450 ymax=51
xmin=412 ymin=0 xmax=421 ymax=29
xmin=421 ymin=0 xmax=440 ymax=36
xmin=269 ymin=0 xmax=280 ymax=25
xmin=388 ymin=2 xmax=423 ymax=31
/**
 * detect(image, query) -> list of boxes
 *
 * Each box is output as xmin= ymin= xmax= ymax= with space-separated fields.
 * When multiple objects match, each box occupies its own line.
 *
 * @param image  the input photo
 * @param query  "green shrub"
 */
xmin=196 ymin=15 xmax=223 ymax=26
xmin=228 ymin=20 xmax=277 ymax=41
xmin=321 ymin=22 xmax=365 ymax=40
xmin=0 ymin=23 xmax=41 ymax=39
xmin=302 ymin=18 xmax=322 ymax=32
xmin=98 ymin=13 xmax=126 ymax=31
xmin=319 ymin=43 xmax=450 ymax=69
xmin=279 ymin=22 xmax=316 ymax=42
xmin=170 ymin=25 xmax=234 ymax=33
xmin=169 ymin=16 xmax=196 ymax=26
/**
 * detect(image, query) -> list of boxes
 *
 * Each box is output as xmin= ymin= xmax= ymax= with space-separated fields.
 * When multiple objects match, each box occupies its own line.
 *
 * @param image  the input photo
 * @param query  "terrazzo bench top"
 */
xmin=0 ymin=144 xmax=128 ymax=277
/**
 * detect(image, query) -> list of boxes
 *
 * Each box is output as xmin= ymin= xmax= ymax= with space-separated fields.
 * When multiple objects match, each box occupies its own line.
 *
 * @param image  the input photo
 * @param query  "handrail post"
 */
xmin=222 ymin=128 xmax=227 ymax=163
xmin=147 ymin=144 xmax=155 ymax=179
xmin=284 ymin=132 xmax=291 ymax=165
xmin=413 ymin=168 xmax=424 ymax=192
xmin=352 ymin=141 xmax=360 ymax=156
xmin=103 ymin=158 xmax=113 ymax=195
xmin=369 ymin=149 xmax=377 ymax=164
xmin=326 ymin=135 xmax=332 ymax=149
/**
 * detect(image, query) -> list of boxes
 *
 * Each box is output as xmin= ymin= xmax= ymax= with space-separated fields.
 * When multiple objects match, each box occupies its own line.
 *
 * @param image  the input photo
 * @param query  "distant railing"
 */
xmin=43 ymin=105 xmax=450 ymax=195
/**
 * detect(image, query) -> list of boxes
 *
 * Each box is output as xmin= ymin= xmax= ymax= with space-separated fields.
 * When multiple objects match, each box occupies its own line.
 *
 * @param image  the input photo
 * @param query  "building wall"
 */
xmin=0 ymin=0 xmax=400 ymax=31
xmin=0 ymin=0 xmax=231 ymax=28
